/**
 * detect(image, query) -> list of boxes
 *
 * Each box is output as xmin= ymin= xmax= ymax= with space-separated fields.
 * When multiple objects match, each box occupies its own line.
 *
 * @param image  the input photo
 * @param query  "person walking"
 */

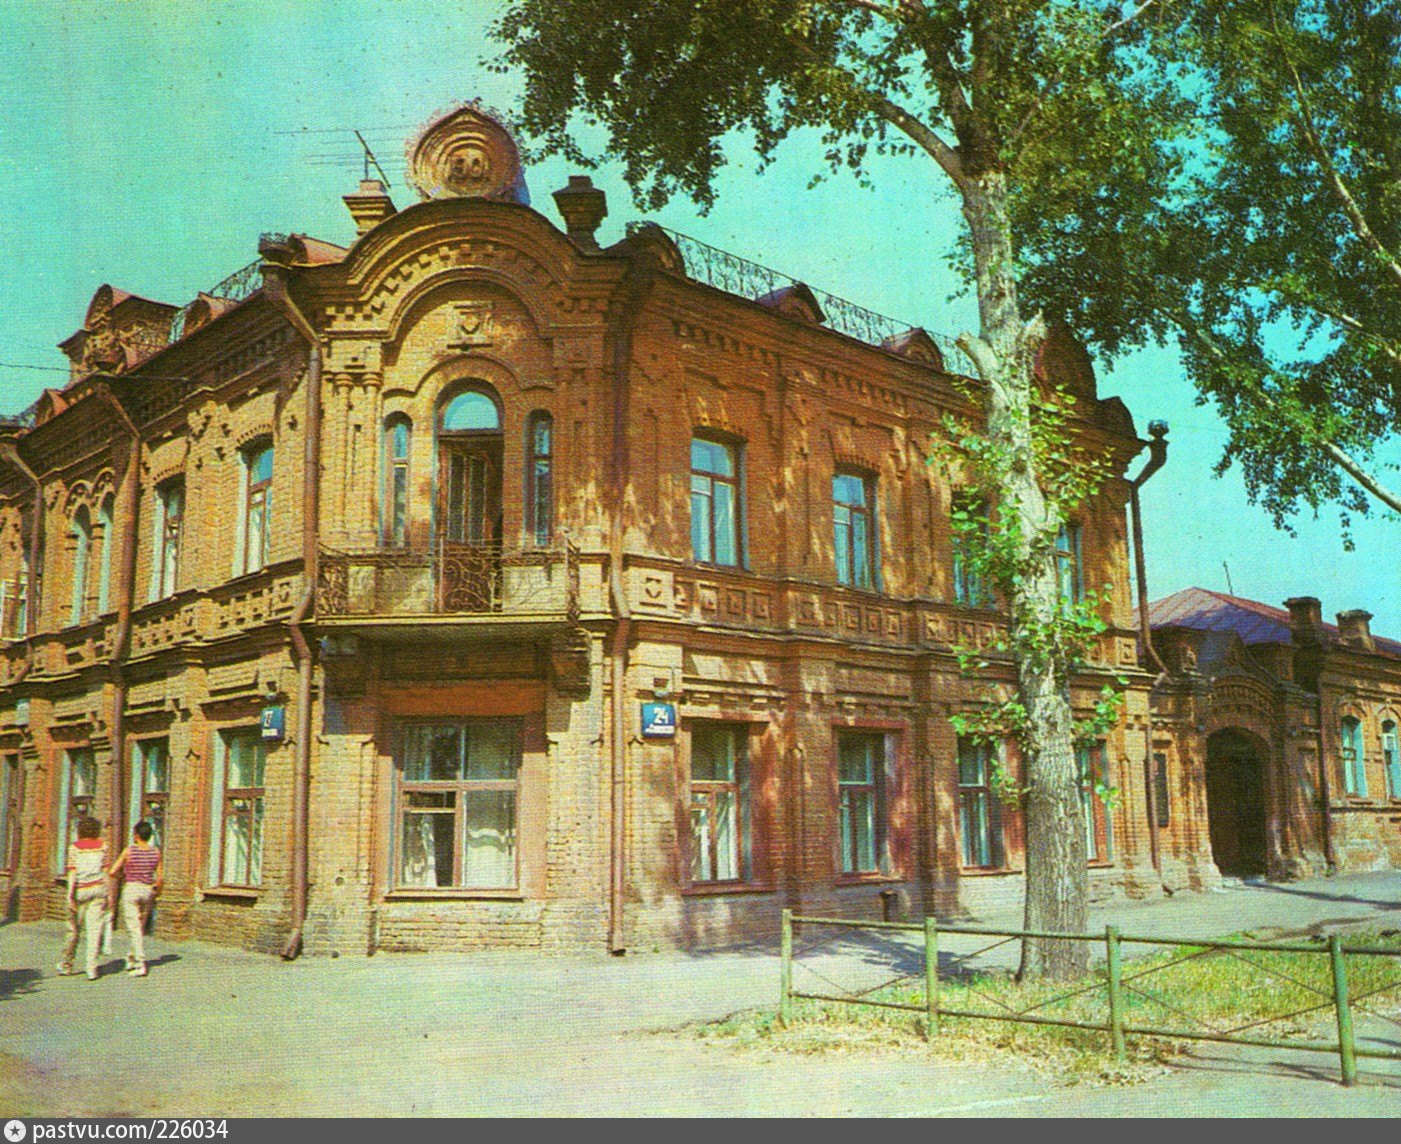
xmin=56 ymin=816 xmax=110 ymax=981
xmin=108 ymin=820 xmax=162 ymax=977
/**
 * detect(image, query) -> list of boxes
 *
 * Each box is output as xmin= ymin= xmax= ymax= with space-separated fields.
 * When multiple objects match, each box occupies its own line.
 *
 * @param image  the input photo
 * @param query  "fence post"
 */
xmin=1106 ymin=925 xmax=1127 ymax=1063
xmin=780 ymin=908 xmax=794 ymax=1027
xmin=924 ymin=916 xmax=939 ymax=1041
xmin=1329 ymin=934 xmax=1358 ymax=1087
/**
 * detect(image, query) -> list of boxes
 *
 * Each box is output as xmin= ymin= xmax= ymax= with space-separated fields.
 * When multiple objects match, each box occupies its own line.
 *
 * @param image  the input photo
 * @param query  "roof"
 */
xmin=1149 ymin=587 xmax=1401 ymax=657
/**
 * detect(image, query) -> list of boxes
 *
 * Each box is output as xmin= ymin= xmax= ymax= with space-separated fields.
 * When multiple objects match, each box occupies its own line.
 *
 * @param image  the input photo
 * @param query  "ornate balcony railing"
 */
xmin=317 ymin=538 xmax=580 ymax=624
xmin=168 ymin=259 xmax=265 ymax=343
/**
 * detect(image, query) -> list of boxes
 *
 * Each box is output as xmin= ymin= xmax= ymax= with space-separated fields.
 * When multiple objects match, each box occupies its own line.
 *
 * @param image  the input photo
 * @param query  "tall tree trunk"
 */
xmin=959 ymin=169 xmax=1090 ymax=981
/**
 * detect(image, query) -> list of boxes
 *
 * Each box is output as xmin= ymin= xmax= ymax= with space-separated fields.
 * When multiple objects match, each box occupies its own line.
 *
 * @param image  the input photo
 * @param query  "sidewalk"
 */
xmin=2 ymin=872 xmax=1399 ymax=1116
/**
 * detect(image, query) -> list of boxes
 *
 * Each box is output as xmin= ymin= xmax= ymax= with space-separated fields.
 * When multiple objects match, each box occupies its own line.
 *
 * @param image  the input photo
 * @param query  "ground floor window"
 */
xmin=55 ymin=748 xmax=96 ymax=871
xmin=396 ymin=720 xmax=520 ymax=890
xmin=1153 ymin=752 xmax=1171 ymax=828
xmin=130 ymin=738 xmax=170 ymax=850
xmin=215 ymin=730 xmax=265 ymax=887
xmin=957 ymin=738 xmax=1005 ymax=869
xmin=689 ymin=723 xmax=750 ymax=884
xmin=0 ymin=753 xmax=19 ymax=871
xmin=1077 ymin=741 xmax=1114 ymax=862
xmin=838 ymin=731 xmax=887 ymax=875
xmin=1383 ymin=720 xmax=1399 ymax=799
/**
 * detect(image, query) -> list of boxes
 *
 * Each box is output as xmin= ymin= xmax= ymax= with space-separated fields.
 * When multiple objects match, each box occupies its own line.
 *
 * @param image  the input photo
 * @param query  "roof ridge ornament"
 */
xmin=404 ymin=101 xmax=530 ymax=205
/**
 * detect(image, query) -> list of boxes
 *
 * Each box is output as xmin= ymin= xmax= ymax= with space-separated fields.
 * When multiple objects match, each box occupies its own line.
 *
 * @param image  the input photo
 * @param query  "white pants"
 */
xmin=61 ymin=885 xmax=108 ymax=975
xmin=120 ymin=882 xmax=155 ymax=966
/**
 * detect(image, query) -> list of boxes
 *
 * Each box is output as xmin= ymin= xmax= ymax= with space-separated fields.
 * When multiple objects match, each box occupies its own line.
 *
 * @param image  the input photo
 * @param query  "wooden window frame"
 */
xmin=0 ymin=753 xmax=21 ymax=873
xmin=130 ymin=737 xmax=170 ymax=851
xmin=56 ymin=747 xmax=97 ymax=873
xmin=688 ymin=723 xmax=751 ymax=886
xmin=833 ymin=470 xmax=877 ymax=591
xmin=1384 ymin=720 xmax=1401 ymax=800
xmin=393 ymin=719 xmax=522 ymax=892
xmin=1153 ymin=752 xmax=1171 ymax=828
xmin=69 ymin=507 xmax=91 ymax=626
xmin=1340 ymin=715 xmax=1367 ymax=798
xmin=240 ymin=441 xmax=274 ymax=576
xmin=837 ymin=730 xmax=888 ymax=876
xmin=155 ymin=478 xmax=184 ymax=598
xmin=1077 ymin=741 xmax=1114 ymax=864
xmin=525 ymin=411 xmax=554 ymax=548
xmin=1055 ymin=522 xmax=1084 ymax=606
xmin=218 ymin=730 xmax=266 ymax=888
xmin=957 ymin=737 xmax=1006 ymax=870
xmin=97 ymin=495 xmax=115 ymax=615
xmin=690 ymin=435 xmax=743 ymax=568
xmin=382 ymin=416 xmax=412 ymax=548
xmin=951 ymin=491 xmax=994 ymax=608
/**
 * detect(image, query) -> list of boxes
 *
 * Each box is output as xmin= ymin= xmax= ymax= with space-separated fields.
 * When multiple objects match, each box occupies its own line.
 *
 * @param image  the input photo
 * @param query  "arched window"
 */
xmin=441 ymin=390 xmax=501 ymax=433
xmin=1341 ymin=715 xmax=1367 ymax=797
xmin=69 ymin=507 xmax=91 ymax=625
xmin=383 ymin=416 xmax=412 ymax=547
xmin=526 ymin=411 xmax=553 ymax=547
xmin=97 ymin=495 xmax=115 ymax=614
xmin=1383 ymin=719 xmax=1400 ymax=799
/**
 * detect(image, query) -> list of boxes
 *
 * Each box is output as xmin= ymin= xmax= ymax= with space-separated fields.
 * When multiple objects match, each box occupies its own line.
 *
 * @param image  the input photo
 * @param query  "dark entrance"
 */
xmin=1205 ymin=729 xmax=1268 ymax=877
xmin=437 ymin=387 xmax=503 ymax=611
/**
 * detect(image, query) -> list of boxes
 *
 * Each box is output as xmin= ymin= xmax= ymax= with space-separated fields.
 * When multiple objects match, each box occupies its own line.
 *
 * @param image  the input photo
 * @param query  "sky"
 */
xmin=0 ymin=0 xmax=1394 ymax=635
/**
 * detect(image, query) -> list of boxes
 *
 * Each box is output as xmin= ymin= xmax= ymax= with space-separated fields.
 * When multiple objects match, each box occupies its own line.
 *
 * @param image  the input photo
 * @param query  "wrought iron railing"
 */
xmin=629 ymin=222 xmax=974 ymax=375
xmin=168 ymin=259 xmax=265 ymax=343
xmin=317 ymin=537 xmax=579 ymax=622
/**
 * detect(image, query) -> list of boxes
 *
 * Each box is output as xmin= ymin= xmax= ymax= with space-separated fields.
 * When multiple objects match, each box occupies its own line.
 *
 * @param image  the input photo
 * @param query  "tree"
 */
xmin=492 ymin=0 xmax=1188 ymax=979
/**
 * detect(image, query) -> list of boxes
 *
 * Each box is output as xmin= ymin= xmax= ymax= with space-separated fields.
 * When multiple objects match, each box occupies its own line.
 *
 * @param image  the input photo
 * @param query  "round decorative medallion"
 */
xmin=405 ymin=103 xmax=529 ymax=204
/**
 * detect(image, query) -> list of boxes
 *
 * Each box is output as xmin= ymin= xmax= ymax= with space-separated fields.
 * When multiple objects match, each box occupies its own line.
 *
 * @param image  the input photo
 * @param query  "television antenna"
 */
xmin=354 ymin=130 xmax=393 ymax=188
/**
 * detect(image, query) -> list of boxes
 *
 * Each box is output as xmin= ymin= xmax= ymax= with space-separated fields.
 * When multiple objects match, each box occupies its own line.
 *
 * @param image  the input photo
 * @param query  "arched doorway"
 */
xmin=437 ymin=386 xmax=503 ymax=610
xmin=1206 ymin=729 xmax=1268 ymax=878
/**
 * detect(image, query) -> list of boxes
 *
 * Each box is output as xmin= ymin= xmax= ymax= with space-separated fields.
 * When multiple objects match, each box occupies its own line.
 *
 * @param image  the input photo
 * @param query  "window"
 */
xmin=215 ymin=730 xmax=265 ymax=887
xmin=69 ymin=507 xmax=91 ymax=625
xmin=55 ymin=748 xmax=96 ymax=871
xmin=690 ymin=724 xmax=750 ymax=884
xmin=96 ymin=495 xmax=115 ymax=615
xmin=837 ymin=731 xmax=886 ymax=875
xmin=1384 ymin=721 xmax=1400 ymax=800
xmin=151 ymin=479 xmax=184 ymax=599
xmin=1341 ymin=715 xmax=1367 ymax=797
xmin=526 ymin=412 xmax=553 ymax=547
xmin=0 ymin=754 xmax=20 ymax=871
xmin=239 ymin=442 xmax=273 ymax=576
xmin=7 ymin=550 xmax=29 ymax=638
xmin=130 ymin=739 xmax=170 ymax=851
xmin=951 ymin=491 xmax=993 ymax=607
xmin=1153 ymin=752 xmax=1171 ymax=828
xmin=442 ymin=390 xmax=500 ymax=432
xmin=396 ymin=720 xmax=520 ymax=890
xmin=690 ymin=436 xmax=741 ymax=566
xmin=383 ymin=417 xmax=411 ymax=547
xmin=957 ymin=738 xmax=1005 ymax=869
xmin=1077 ymin=741 xmax=1114 ymax=862
xmin=833 ymin=471 xmax=876 ymax=590
xmin=1055 ymin=522 xmax=1083 ymax=605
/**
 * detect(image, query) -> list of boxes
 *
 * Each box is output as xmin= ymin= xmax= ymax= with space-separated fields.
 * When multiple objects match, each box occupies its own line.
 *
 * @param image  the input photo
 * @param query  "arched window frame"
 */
xmin=525 ymin=410 xmax=553 ymax=547
xmin=96 ymin=495 xmax=115 ymax=615
xmin=439 ymin=388 xmax=502 ymax=435
xmin=69 ymin=506 xmax=92 ymax=626
xmin=382 ymin=415 xmax=412 ymax=548
xmin=1340 ymin=714 xmax=1368 ymax=798
xmin=237 ymin=439 xmax=274 ymax=576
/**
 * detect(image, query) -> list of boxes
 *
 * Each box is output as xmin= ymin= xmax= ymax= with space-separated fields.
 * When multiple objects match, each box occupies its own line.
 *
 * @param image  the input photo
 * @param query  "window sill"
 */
xmin=682 ymin=882 xmax=775 ymax=898
xmin=1087 ymin=861 xmax=1116 ymax=870
xmin=383 ymin=888 xmax=524 ymax=901
xmin=959 ymin=866 xmax=1023 ymax=877
xmin=200 ymin=886 xmax=260 ymax=902
xmin=834 ymin=874 xmax=905 ymax=887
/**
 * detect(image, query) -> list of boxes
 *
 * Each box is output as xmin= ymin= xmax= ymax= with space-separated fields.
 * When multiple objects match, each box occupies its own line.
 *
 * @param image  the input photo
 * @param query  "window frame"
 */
xmin=382 ymin=415 xmax=412 ymax=548
xmin=836 ymin=730 xmax=888 ymax=877
xmin=1153 ymin=752 xmax=1171 ymax=828
xmin=1076 ymin=741 xmax=1114 ymax=864
xmin=957 ymin=737 xmax=1006 ymax=870
xmin=1340 ymin=715 xmax=1367 ymax=798
xmin=96 ymin=495 xmax=115 ymax=615
xmin=1055 ymin=522 xmax=1084 ymax=606
xmin=951 ymin=491 xmax=994 ymax=608
xmin=55 ymin=747 xmax=97 ymax=874
xmin=152 ymin=477 xmax=185 ymax=599
xmin=688 ymin=723 xmax=752 ymax=886
xmin=833 ymin=469 xmax=878 ymax=591
xmin=689 ymin=434 xmax=744 ymax=568
xmin=129 ymin=737 xmax=171 ymax=852
xmin=392 ymin=718 xmax=523 ymax=893
xmin=69 ymin=506 xmax=92 ymax=625
xmin=215 ymin=729 xmax=266 ymax=888
xmin=1384 ymin=719 xmax=1400 ymax=800
xmin=525 ymin=411 xmax=554 ymax=548
xmin=0 ymin=752 xmax=21 ymax=873
xmin=239 ymin=441 xmax=274 ymax=577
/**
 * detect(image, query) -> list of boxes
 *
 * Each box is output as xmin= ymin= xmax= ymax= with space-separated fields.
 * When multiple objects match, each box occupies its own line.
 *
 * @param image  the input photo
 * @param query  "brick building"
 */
xmin=0 ymin=104 xmax=1204 ymax=956
xmin=1150 ymin=588 xmax=1401 ymax=883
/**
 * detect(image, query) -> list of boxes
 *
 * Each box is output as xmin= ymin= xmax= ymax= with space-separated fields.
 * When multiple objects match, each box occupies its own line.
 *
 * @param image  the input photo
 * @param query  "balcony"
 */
xmin=316 ymin=538 xmax=580 ymax=639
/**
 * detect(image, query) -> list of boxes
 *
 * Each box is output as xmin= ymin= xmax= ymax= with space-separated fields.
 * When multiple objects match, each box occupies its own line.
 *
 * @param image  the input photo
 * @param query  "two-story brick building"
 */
xmin=0 ymin=103 xmax=1198 ymax=956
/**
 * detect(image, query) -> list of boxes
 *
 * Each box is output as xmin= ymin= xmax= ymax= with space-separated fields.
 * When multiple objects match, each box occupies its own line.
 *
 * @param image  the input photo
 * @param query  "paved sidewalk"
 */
xmin=2 ymin=873 xmax=1400 ymax=1116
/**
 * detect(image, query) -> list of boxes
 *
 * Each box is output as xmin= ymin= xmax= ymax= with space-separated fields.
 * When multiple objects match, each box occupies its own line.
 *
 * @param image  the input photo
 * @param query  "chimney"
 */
xmin=552 ymin=175 xmax=608 ymax=250
xmin=1284 ymin=596 xmax=1323 ymax=645
xmin=1336 ymin=609 xmax=1375 ymax=651
xmin=344 ymin=179 xmax=397 ymax=236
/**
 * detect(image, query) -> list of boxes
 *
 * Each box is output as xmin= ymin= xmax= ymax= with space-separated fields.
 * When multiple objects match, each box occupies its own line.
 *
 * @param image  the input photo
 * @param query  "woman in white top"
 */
xmin=56 ymin=816 xmax=110 ymax=980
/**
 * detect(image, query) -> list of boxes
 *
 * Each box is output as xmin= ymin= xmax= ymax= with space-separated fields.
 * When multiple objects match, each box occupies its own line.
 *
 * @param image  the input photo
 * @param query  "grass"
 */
xmin=697 ymin=927 xmax=1401 ymax=1088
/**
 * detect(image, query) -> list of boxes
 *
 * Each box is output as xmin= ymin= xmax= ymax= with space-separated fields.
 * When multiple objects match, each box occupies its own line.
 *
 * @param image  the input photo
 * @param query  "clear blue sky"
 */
xmin=0 ymin=0 xmax=1394 ymax=634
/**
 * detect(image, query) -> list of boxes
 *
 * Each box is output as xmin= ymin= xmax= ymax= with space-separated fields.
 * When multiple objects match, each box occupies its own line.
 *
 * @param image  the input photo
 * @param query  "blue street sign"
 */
xmin=641 ymin=702 xmax=676 ymax=738
xmin=261 ymin=704 xmax=286 ymax=742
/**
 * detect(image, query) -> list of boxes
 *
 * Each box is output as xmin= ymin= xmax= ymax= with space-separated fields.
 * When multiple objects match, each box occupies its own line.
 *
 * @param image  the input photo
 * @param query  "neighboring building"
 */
xmin=0 ymin=104 xmax=1179 ymax=956
xmin=1151 ymin=588 xmax=1401 ymax=881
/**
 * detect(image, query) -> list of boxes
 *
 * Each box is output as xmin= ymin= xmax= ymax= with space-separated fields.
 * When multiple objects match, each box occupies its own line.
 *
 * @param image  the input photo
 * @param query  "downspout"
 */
xmin=262 ymin=268 xmax=322 ymax=961
xmin=605 ymin=256 xmax=655 ymax=954
xmin=1316 ymin=705 xmax=1336 ymax=874
xmin=93 ymin=385 xmax=141 ymax=850
xmin=1127 ymin=420 xmax=1169 ymax=875
xmin=0 ymin=440 xmax=43 ymax=682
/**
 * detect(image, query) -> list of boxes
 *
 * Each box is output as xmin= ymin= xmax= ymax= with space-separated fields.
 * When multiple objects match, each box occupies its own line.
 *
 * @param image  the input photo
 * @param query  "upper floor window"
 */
xmin=1341 ymin=715 xmax=1367 ymax=797
xmin=239 ymin=441 xmax=273 ymax=576
xmin=97 ymin=495 xmax=115 ymax=615
xmin=69 ymin=507 xmax=91 ymax=625
xmin=151 ymin=478 xmax=184 ymax=599
xmin=442 ymin=390 xmax=501 ymax=432
xmin=526 ymin=412 xmax=553 ymax=547
xmin=1077 ymin=741 xmax=1113 ymax=862
xmin=957 ymin=737 xmax=1005 ymax=869
xmin=690 ymin=724 xmax=750 ymax=884
xmin=1055 ymin=522 xmax=1084 ymax=605
xmin=1384 ymin=720 xmax=1400 ymax=799
xmin=1 ymin=556 xmax=28 ymax=640
xmin=833 ymin=471 xmax=876 ymax=590
xmin=383 ymin=416 xmax=411 ymax=548
xmin=951 ymin=491 xmax=993 ymax=608
xmin=837 ymin=731 xmax=887 ymax=875
xmin=690 ymin=436 xmax=741 ymax=567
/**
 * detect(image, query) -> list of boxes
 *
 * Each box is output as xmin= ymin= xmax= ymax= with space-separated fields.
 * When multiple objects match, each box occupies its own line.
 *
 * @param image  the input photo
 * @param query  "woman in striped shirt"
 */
xmin=107 ymin=820 xmax=163 ymax=976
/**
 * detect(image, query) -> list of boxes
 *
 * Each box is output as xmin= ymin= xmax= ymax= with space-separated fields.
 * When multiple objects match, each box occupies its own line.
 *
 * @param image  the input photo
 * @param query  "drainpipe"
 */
xmin=0 ymin=439 xmax=43 ymax=679
xmin=93 ymin=384 xmax=142 ymax=850
xmin=262 ymin=268 xmax=322 ymax=961
xmin=1316 ymin=709 xmax=1336 ymax=874
xmin=604 ymin=256 xmax=655 ymax=954
xmin=1128 ymin=420 xmax=1169 ymax=875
